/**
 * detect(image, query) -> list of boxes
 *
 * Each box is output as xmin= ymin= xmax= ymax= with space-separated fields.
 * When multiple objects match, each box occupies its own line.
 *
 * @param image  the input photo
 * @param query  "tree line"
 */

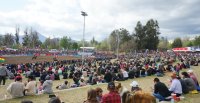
xmin=171 ymin=37 xmax=200 ymax=48
xmin=0 ymin=19 xmax=200 ymax=52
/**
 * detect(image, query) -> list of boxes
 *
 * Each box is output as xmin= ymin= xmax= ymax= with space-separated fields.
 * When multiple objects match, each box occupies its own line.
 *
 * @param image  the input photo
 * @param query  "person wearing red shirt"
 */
xmin=101 ymin=82 xmax=121 ymax=103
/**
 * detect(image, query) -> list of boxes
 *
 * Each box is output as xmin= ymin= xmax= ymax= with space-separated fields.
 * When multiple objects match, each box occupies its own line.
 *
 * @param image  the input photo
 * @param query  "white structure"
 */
xmin=78 ymin=47 xmax=95 ymax=56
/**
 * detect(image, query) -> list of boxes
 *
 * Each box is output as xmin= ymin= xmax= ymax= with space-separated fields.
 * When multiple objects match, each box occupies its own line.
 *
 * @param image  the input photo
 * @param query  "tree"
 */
xmin=133 ymin=21 xmax=146 ymax=50
xmin=60 ymin=36 xmax=70 ymax=49
xmin=29 ymin=29 xmax=40 ymax=48
xmin=120 ymin=37 xmax=137 ymax=52
xmin=108 ymin=28 xmax=135 ymax=52
xmin=171 ymin=38 xmax=182 ymax=48
xmin=43 ymin=37 xmax=51 ymax=49
xmin=71 ymin=42 xmax=79 ymax=50
xmin=90 ymin=37 xmax=98 ymax=47
xmin=158 ymin=37 xmax=169 ymax=50
xmin=78 ymin=40 xmax=90 ymax=47
xmin=49 ymin=38 xmax=60 ymax=49
xmin=144 ymin=19 xmax=160 ymax=50
xmin=3 ymin=33 xmax=15 ymax=47
xmin=193 ymin=36 xmax=200 ymax=46
xmin=182 ymin=37 xmax=193 ymax=47
xmin=119 ymin=28 xmax=131 ymax=45
xmin=22 ymin=28 xmax=30 ymax=47
xmin=0 ymin=35 xmax=4 ymax=46
xmin=133 ymin=19 xmax=160 ymax=50
xmin=109 ymin=30 xmax=118 ymax=51
xmin=97 ymin=38 xmax=109 ymax=51
xmin=22 ymin=27 xmax=41 ymax=48
xmin=187 ymin=41 xmax=193 ymax=47
xmin=15 ymin=26 xmax=20 ymax=45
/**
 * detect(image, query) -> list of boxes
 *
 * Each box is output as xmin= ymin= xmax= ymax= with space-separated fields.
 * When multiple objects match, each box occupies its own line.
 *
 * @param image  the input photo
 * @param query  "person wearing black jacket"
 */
xmin=153 ymin=78 xmax=171 ymax=101
xmin=104 ymin=71 xmax=112 ymax=83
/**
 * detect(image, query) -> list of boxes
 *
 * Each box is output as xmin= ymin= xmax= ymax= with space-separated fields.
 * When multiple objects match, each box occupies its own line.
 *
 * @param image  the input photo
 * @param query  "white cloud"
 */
xmin=0 ymin=0 xmax=200 ymax=41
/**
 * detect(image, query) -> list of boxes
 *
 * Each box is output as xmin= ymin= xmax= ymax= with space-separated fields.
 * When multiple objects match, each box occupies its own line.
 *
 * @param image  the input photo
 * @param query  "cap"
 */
xmin=130 ymin=81 xmax=139 ymax=87
xmin=80 ymin=76 xmax=84 ymax=79
xmin=15 ymin=76 xmax=22 ymax=81
xmin=108 ymin=82 xmax=115 ymax=89
xmin=187 ymin=70 xmax=193 ymax=73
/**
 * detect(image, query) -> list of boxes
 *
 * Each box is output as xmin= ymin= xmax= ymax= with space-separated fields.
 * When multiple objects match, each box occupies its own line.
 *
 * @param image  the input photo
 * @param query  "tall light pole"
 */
xmin=81 ymin=11 xmax=88 ymax=67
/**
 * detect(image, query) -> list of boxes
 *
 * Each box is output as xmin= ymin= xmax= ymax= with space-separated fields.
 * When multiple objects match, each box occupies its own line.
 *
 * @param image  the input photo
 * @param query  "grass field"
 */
xmin=0 ymin=66 xmax=200 ymax=103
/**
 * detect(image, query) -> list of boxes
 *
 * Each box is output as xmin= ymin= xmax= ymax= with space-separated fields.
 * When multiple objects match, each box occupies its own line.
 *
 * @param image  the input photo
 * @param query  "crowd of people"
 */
xmin=0 ymin=51 xmax=200 ymax=103
xmin=0 ymin=48 xmax=114 ymax=57
xmin=83 ymin=68 xmax=200 ymax=103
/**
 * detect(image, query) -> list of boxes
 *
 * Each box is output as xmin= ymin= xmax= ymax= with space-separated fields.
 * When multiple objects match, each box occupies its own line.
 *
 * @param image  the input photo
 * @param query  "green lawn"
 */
xmin=0 ymin=66 xmax=200 ymax=103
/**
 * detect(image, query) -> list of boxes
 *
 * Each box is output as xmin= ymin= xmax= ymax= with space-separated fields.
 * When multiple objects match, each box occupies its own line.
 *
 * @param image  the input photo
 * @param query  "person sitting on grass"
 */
xmin=15 ymin=73 xmax=22 ymax=82
xmin=187 ymin=70 xmax=199 ymax=87
xmin=177 ymin=76 xmax=189 ymax=94
xmin=40 ymin=70 xmax=48 ymax=82
xmin=181 ymin=72 xmax=198 ymax=94
xmin=122 ymin=69 xmax=128 ymax=80
xmin=130 ymin=81 xmax=142 ymax=92
xmin=84 ymin=89 xmax=98 ymax=103
xmin=56 ymin=81 xmax=69 ymax=90
xmin=42 ymin=76 xmax=53 ymax=94
xmin=49 ymin=97 xmax=62 ymax=103
xmin=7 ymin=76 xmax=25 ymax=98
xmin=54 ymin=70 xmax=60 ymax=80
xmin=104 ymin=70 xmax=113 ymax=83
xmin=152 ymin=78 xmax=171 ymax=101
xmin=79 ymin=77 xmax=87 ymax=86
xmin=96 ymin=87 xmax=103 ymax=103
xmin=24 ymin=75 xmax=37 ymax=95
xmin=101 ymin=82 xmax=121 ymax=103
xmin=169 ymin=73 xmax=182 ymax=97
xmin=62 ymin=70 xmax=68 ymax=79
xmin=115 ymin=82 xmax=129 ymax=103
xmin=37 ymin=80 xmax=44 ymax=94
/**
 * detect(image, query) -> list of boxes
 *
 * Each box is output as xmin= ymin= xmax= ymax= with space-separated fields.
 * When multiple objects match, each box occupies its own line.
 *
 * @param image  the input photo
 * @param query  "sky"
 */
xmin=0 ymin=0 xmax=200 ymax=41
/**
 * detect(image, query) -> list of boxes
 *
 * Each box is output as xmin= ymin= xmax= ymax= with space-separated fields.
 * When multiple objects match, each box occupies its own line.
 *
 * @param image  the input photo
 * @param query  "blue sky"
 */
xmin=0 ymin=0 xmax=200 ymax=41
xmin=0 ymin=0 xmax=27 ymax=11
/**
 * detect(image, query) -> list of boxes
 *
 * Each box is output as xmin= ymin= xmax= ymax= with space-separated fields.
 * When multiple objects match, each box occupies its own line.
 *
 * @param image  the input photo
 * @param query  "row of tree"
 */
xmin=0 ymin=19 xmax=200 ymax=52
xmin=171 ymin=36 xmax=200 ymax=48
xmin=96 ymin=19 xmax=160 ymax=52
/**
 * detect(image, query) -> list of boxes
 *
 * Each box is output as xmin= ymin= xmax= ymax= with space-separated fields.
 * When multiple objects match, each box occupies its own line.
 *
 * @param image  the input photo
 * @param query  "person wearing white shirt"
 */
xmin=7 ymin=76 xmax=25 ymax=98
xmin=25 ymin=76 xmax=37 ymax=95
xmin=122 ymin=70 xmax=129 ymax=80
xmin=169 ymin=73 xmax=182 ymax=97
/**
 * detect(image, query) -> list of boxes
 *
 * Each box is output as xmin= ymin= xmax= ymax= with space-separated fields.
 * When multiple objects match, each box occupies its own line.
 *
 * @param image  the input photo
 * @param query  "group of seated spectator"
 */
xmin=1 ymin=51 xmax=200 ymax=103
xmin=152 ymin=70 xmax=199 ymax=102
xmin=83 ymin=69 xmax=200 ymax=103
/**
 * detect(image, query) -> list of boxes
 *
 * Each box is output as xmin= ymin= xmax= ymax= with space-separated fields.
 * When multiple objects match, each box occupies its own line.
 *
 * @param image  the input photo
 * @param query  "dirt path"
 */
xmin=2 ymin=56 xmax=80 ymax=64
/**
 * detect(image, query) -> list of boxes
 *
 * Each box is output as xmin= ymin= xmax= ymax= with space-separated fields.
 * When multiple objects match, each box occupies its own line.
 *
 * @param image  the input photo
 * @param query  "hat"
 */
xmin=15 ymin=76 xmax=22 ymax=81
xmin=108 ymin=82 xmax=115 ymax=89
xmin=130 ymin=81 xmax=139 ymax=87
xmin=187 ymin=70 xmax=193 ymax=73
xmin=80 ymin=76 xmax=84 ymax=79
